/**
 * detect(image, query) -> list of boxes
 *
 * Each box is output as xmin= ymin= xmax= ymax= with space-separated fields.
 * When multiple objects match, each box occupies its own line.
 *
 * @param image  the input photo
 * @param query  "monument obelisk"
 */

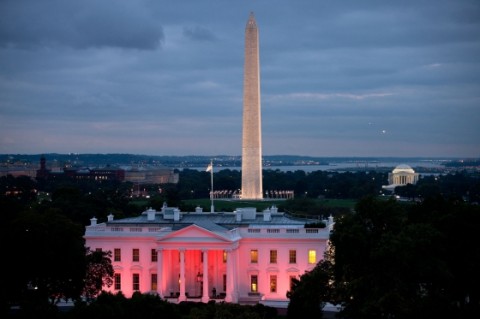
xmin=241 ymin=12 xmax=263 ymax=200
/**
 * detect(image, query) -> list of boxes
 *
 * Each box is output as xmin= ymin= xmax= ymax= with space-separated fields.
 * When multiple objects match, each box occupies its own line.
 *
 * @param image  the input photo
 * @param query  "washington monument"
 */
xmin=241 ymin=12 xmax=263 ymax=200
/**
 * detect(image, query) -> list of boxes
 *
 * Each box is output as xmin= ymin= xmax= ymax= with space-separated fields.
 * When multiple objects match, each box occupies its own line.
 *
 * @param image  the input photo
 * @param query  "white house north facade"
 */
xmin=84 ymin=204 xmax=333 ymax=307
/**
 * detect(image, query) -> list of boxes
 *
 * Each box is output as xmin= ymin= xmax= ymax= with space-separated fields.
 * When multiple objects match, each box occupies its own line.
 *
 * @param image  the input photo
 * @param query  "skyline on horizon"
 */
xmin=1 ymin=1 xmax=479 ymax=158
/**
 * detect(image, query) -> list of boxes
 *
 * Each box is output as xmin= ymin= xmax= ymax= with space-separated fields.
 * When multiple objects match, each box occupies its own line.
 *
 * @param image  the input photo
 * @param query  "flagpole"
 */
xmin=209 ymin=160 xmax=214 ymax=213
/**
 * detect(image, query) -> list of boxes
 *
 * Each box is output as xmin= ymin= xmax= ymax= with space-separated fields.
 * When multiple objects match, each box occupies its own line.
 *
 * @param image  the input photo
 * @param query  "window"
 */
xmin=151 ymin=274 xmax=157 ymax=291
xmin=250 ymin=275 xmax=258 ymax=293
xmin=151 ymin=249 xmax=157 ymax=262
xmin=289 ymin=250 xmax=296 ymax=264
xmin=269 ymin=250 xmax=277 ymax=264
xmin=114 ymin=248 xmax=121 ymax=262
xmin=95 ymin=248 xmax=102 ymax=252
xmin=223 ymin=250 xmax=227 ymax=263
xmin=270 ymin=275 xmax=277 ymax=293
xmin=308 ymin=250 xmax=316 ymax=264
xmin=114 ymin=273 xmax=121 ymax=290
xmin=133 ymin=273 xmax=140 ymax=291
xmin=250 ymin=249 xmax=258 ymax=263
xmin=133 ymin=249 xmax=140 ymax=262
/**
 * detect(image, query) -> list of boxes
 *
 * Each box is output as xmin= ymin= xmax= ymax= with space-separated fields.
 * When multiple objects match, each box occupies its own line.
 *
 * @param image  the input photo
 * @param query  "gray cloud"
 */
xmin=0 ymin=0 xmax=164 ymax=49
xmin=183 ymin=26 xmax=217 ymax=42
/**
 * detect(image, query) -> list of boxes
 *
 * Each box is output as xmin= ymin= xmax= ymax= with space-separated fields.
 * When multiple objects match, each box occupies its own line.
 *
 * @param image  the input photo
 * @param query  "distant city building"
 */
xmin=382 ymin=164 xmax=420 ymax=191
xmin=0 ymin=167 xmax=37 ymax=178
xmin=35 ymin=156 xmax=125 ymax=182
xmin=35 ymin=156 xmax=178 ymax=184
xmin=84 ymin=205 xmax=333 ymax=308
xmin=124 ymin=167 xmax=179 ymax=185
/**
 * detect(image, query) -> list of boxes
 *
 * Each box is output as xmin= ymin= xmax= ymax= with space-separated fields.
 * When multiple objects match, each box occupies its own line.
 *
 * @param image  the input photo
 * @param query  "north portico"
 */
xmin=85 ymin=205 xmax=333 ymax=307
xmin=155 ymin=223 xmax=240 ymax=303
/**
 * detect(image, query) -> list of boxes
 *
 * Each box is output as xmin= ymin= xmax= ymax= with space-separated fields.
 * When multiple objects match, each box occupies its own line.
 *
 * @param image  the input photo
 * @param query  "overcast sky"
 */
xmin=1 ymin=0 xmax=479 ymax=158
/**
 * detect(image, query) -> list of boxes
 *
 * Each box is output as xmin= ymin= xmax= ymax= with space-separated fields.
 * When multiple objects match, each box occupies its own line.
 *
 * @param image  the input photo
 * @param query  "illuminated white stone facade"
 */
xmin=241 ymin=12 xmax=263 ymax=200
xmin=84 ymin=205 xmax=333 ymax=307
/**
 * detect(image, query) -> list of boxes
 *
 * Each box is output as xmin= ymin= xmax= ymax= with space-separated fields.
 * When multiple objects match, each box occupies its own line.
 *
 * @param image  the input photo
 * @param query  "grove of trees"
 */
xmin=287 ymin=196 xmax=480 ymax=319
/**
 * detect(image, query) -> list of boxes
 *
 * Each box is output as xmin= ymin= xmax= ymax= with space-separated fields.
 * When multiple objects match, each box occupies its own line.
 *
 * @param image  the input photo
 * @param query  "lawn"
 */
xmin=182 ymin=198 xmax=357 ymax=212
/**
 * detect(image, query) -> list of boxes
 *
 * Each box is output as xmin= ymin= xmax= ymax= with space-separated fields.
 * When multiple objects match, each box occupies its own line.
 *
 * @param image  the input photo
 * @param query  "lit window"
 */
xmin=151 ymin=274 xmax=157 ymax=291
xmin=270 ymin=250 xmax=277 ymax=263
xmin=270 ymin=275 xmax=277 ymax=293
xmin=251 ymin=275 xmax=258 ymax=293
xmin=133 ymin=273 xmax=140 ymax=291
xmin=250 ymin=249 xmax=258 ymax=263
xmin=133 ymin=249 xmax=140 ymax=262
xmin=308 ymin=250 xmax=316 ymax=264
xmin=114 ymin=273 xmax=121 ymax=290
xmin=289 ymin=250 xmax=296 ymax=264
xmin=114 ymin=248 xmax=121 ymax=262
xmin=223 ymin=250 xmax=227 ymax=263
xmin=151 ymin=249 xmax=158 ymax=262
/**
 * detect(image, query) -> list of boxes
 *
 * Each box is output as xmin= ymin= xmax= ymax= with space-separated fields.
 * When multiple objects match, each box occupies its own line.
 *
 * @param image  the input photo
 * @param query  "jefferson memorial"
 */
xmin=382 ymin=164 xmax=420 ymax=191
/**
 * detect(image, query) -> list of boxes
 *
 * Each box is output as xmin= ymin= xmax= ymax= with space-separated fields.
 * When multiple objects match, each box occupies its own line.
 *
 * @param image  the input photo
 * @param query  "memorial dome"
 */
xmin=392 ymin=164 xmax=415 ymax=174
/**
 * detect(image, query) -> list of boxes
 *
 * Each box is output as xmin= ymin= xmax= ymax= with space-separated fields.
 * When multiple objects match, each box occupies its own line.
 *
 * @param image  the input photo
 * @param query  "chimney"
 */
xmin=235 ymin=210 xmax=242 ymax=222
xmin=195 ymin=206 xmax=203 ymax=213
xmin=147 ymin=208 xmax=156 ymax=221
xmin=90 ymin=217 xmax=97 ymax=226
xmin=263 ymin=210 xmax=271 ymax=222
xmin=107 ymin=213 xmax=114 ymax=222
xmin=328 ymin=215 xmax=334 ymax=225
xmin=173 ymin=208 xmax=180 ymax=221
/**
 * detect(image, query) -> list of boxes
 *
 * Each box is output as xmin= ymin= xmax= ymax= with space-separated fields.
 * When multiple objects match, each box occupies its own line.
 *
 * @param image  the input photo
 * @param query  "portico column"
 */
xmin=179 ymin=249 xmax=186 ymax=301
xmin=225 ymin=249 xmax=234 ymax=302
xmin=157 ymin=249 xmax=164 ymax=298
xmin=201 ymin=250 xmax=209 ymax=302
xmin=231 ymin=249 xmax=238 ymax=302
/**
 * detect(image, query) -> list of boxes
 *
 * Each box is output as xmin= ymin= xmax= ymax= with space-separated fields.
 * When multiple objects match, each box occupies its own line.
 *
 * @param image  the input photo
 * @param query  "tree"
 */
xmin=2 ymin=208 xmax=87 ymax=317
xmin=83 ymin=249 xmax=114 ymax=300
xmin=329 ymin=196 xmax=480 ymax=318
xmin=287 ymin=260 xmax=333 ymax=319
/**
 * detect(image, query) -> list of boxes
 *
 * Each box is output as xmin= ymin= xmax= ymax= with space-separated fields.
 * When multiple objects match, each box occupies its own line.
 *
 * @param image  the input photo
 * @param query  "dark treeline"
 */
xmin=177 ymin=168 xmax=480 ymax=203
xmin=287 ymin=196 xmax=480 ymax=319
xmin=66 ymin=292 xmax=278 ymax=319
xmin=178 ymin=168 xmax=388 ymax=200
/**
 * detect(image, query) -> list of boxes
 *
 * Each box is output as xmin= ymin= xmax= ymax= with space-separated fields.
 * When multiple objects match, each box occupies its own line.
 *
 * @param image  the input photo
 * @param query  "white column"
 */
xmin=202 ymin=250 xmax=209 ymax=302
xmin=179 ymin=249 xmax=186 ymax=301
xmin=231 ymin=249 xmax=238 ymax=302
xmin=157 ymin=249 xmax=163 ymax=298
xmin=165 ymin=250 xmax=172 ymax=297
xmin=225 ymin=249 xmax=234 ymax=302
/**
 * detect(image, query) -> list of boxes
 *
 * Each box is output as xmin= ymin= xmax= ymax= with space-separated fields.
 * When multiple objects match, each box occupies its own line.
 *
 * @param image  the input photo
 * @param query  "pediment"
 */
xmin=158 ymin=224 xmax=231 ymax=243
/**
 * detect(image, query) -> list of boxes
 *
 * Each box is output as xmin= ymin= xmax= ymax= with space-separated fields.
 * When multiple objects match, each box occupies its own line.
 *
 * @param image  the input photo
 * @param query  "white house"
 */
xmin=84 ymin=204 xmax=333 ymax=308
